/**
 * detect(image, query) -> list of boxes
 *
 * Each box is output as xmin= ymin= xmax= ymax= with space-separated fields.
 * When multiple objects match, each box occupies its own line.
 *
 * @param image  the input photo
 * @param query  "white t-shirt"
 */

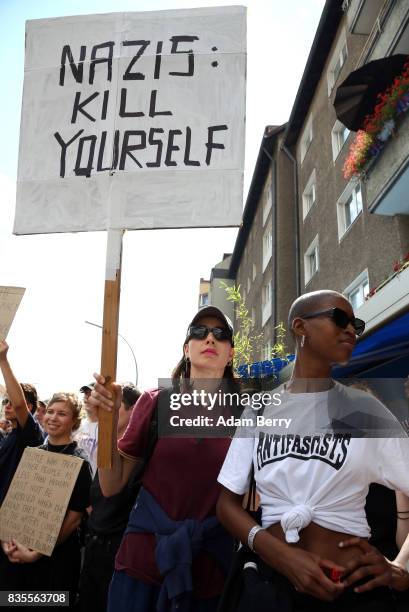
xmin=75 ymin=419 xmax=98 ymax=475
xmin=218 ymin=382 xmax=409 ymax=543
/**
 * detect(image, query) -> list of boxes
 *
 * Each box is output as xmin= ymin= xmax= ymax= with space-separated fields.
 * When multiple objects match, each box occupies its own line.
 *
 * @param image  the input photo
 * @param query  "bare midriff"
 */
xmin=267 ymin=522 xmax=364 ymax=565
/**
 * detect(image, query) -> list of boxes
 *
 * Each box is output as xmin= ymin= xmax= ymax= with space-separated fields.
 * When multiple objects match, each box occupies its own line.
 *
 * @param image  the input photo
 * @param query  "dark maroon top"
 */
xmin=117 ymin=389 xmax=231 ymax=598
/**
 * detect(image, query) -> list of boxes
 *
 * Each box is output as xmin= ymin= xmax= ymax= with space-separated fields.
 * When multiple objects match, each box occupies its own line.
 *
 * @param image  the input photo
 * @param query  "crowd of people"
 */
xmin=0 ymin=293 xmax=409 ymax=611
xmin=0 ymin=339 xmax=141 ymax=611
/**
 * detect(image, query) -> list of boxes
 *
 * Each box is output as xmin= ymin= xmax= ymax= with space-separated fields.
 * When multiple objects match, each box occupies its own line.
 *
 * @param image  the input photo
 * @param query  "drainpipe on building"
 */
xmin=281 ymin=144 xmax=301 ymax=297
xmin=262 ymin=146 xmax=278 ymax=340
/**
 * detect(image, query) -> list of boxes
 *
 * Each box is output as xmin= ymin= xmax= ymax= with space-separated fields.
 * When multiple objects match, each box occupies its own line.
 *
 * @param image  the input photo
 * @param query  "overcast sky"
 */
xmin=0 ymin=0 xmax=325 ymax=399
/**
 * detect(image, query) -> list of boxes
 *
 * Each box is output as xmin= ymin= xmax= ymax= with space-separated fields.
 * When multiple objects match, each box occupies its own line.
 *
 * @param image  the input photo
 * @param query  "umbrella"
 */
xmin=334 ymin=54 xmax=409 ymax=131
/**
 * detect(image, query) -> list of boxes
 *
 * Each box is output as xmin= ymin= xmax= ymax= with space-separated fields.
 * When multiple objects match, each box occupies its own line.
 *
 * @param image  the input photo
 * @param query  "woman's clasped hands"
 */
xmin=280 ymin=536 xmax=403 ymax=601
xmin=339 ymin=537 xmax=399 ymax=592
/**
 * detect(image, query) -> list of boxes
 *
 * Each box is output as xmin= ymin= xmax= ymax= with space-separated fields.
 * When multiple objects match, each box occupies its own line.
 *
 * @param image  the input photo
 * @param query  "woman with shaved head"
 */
xmin=217 ymin=290 xmax=409 ymax=610
xmin=287 ymin=289 xmax=364 ymax=373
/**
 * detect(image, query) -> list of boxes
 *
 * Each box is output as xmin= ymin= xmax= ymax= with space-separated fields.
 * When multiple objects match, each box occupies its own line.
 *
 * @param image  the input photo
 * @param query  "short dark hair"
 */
xmin=20 ymin=383 xmax=38 ymax=414
xmin=121 ymin=383 xmax=141 ymax=410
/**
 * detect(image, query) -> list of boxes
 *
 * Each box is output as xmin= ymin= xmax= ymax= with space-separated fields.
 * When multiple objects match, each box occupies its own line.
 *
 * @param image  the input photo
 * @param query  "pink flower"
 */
xmin=343 ymin=131 xmax=374 ymax=179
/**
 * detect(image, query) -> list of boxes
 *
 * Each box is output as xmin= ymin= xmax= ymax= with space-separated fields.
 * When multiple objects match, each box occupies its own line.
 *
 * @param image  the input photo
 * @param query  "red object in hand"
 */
xmin=330 ymin=569 xmax=343 ymax=583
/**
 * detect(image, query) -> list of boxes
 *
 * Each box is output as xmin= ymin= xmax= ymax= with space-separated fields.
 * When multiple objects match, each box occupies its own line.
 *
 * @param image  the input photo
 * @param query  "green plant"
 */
xmin=220 ymin=282 xmax=288 ymax=372
xmin=270 ymin=321 xmax=288 ymax=361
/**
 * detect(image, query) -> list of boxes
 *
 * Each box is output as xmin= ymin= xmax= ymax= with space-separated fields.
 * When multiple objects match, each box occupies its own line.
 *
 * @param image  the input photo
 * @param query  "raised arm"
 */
xmin=89 ymin=374 xmax=139 ymax=496
xmin=0 ymin=341 xmax=30 ymax=429
xmin=216 ymin=487 xmax=345 ymax=602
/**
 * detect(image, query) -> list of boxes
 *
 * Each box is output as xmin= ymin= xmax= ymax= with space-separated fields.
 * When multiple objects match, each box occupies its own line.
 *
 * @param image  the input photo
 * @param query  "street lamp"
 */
xmin=85 ymin=320 xmax=138 ymax=386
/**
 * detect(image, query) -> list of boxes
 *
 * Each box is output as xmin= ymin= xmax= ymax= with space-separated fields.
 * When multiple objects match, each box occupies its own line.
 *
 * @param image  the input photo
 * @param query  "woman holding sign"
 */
xmin=217 ymin=290 xmax=409 ymax=611
xmin=1 ymin=391 xmax=92 ymax=610
xmin=91 ymin=305 xmax=239 ymax=612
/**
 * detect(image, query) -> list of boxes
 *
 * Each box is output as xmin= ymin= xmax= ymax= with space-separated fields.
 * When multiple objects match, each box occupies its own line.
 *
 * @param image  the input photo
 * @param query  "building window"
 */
xmin=308 ymin=249 xmax=318 ymax=277
xmin=337 ymin=182 xmax=363 ymax=238
xmin=344 ymin=270 xmax=369 ymax=311
xmin=327 ymin=33 xmax=348 ymax=94
xmin=262 ymin=282 xmax=271 ymax=306
xmin=302 ymin=169 xmax=317 ymax=219
xmin=332 ymin=44 xmax=347 ymax=82
xmin=262 ymin=281 xmax=272 ymax=326
xmin=199 ymin=293 xmax=209 ymax=307
xmin=252 ymin=263 xmax=257 ymax=281
xmin=263 ymin=185 xmax=272 ymax=226
xmin=394 ymin=19 xmax=409 ymax=54
xmin=300 ymin=115 xmax=313 ymax=163
xmin=247 ymin=277 xmax=251 ymax=293
xmin=304 ymin=235 xmax=319 ymax=285
xmin=262 ymin=226 xmax=272 ymax=272
xmin=331 ymin=120 xmax=350 ymax=159
xmin=349 ymin=0 xmax=386 ymax=36
xmin=345 ymin=188 xmax=363 ymax=226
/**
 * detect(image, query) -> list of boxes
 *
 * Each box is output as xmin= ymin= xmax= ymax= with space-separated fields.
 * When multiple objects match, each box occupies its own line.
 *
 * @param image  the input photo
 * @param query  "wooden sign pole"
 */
xmin=98 ymin=229 xmax=124 ymax=468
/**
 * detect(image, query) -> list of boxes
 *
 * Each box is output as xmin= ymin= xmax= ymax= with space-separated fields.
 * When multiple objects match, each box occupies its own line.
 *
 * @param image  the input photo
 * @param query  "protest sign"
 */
xmin=13 ymin=7 xmax=246 ymax=467
xmin=14 ymin=6 xmax=246 ymax=234
xmin=0 ymin=286 xmax=25 ymax=340
xmin=0 ymin=447 xmax=82 ymax=556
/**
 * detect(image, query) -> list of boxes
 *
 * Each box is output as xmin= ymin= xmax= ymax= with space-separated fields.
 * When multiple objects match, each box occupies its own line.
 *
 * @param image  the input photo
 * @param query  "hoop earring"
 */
xmin=301 ymin=336 xmax=305 ymax=348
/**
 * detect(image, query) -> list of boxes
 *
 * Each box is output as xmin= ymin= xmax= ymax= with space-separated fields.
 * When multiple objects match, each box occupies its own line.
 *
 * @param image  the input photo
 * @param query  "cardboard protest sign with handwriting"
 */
xmin=0 ymin=447 xmax=82 ymax=556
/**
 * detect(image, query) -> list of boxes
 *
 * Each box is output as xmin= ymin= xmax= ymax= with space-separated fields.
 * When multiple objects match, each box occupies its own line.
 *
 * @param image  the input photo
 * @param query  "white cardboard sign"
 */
xmin=0 ymin=286 xmax=25 ymax=340
xmin=14 ymin=7 xmax=246 ymax=234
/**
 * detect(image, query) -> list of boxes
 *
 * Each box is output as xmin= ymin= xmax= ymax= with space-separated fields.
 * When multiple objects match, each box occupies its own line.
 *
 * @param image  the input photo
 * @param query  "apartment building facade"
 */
xmin=287 ymin=0 xmax=409 ymax=320
xmin=206 ymin=0 xmax=409 ymax=372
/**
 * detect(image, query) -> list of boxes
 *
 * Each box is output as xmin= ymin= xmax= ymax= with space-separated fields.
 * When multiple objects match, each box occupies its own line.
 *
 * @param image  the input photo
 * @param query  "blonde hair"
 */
xmin=47 ymin=392 xmax=82 ymax=431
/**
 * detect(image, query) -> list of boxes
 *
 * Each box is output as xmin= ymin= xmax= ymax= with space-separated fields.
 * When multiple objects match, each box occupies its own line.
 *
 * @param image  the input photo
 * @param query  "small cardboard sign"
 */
xmin=0 ymin=286 xmax=25 ymax=340
xmin=0 ymin=447 xmax=82 ymax=556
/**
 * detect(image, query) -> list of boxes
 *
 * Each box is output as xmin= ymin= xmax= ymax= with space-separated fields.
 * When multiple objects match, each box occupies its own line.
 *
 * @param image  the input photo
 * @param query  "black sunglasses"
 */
xmin=187 ymin=325 xmax=232 ymax=342
xmin=300 ymin=307 xmax=365 ymax=336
